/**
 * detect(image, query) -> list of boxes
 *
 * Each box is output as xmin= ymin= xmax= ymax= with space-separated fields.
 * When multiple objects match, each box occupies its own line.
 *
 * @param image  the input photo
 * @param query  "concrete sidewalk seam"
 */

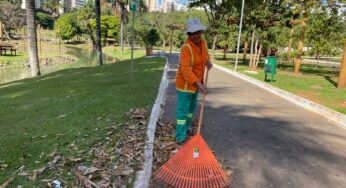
xmin=214 ymin=64 xmax=346 ymax=128
xmin=134 ymin=57 xmax=169 ymax=188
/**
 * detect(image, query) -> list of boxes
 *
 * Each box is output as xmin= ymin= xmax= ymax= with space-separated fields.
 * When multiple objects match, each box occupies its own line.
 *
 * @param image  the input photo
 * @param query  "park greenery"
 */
xmin=0 ymin=0 xmax=345 ymax=96
xmin=0 ymin=0 xmax=346 ymax=186
xmin=0 ymin=0 xmax=345 ymax=86
xmin=0 ymin=56 xmax=166 ymax=186
xmin=2 ymin=0 xmax=345 ymax=64
xmin=213 ymin=53 xmax=346 ymax=114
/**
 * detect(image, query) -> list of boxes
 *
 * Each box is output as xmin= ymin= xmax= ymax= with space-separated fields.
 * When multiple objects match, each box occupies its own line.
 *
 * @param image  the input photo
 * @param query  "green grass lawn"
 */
xmin=0 ymin=51 xmax=28 ymax=62
xmin=0 ymin=40 xmax=74 ymax=65
xmin=0 ymin=56 xmax=166 ymax=186
xmin=0 ymin=52 xmax=73 ymax=60
xmin=102 ymin=46 xmax=146 ymax=61
xmin=213 ymin=55 xmax=346 ymax=114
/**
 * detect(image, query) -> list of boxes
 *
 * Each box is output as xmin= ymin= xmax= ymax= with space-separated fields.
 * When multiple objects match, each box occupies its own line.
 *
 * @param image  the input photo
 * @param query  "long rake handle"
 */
xmin=197 ymin=69 xmax=209 ymax=134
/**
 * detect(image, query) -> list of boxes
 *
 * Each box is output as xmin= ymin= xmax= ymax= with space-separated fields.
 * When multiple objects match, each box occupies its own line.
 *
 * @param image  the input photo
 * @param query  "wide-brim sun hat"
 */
xmin=184 ymin=18 xmax=207 ymax=34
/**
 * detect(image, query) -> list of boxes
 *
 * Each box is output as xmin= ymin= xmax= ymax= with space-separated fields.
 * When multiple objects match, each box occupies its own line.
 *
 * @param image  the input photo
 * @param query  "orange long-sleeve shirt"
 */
xmin=176 ymin=38 xmax=209 ymax=92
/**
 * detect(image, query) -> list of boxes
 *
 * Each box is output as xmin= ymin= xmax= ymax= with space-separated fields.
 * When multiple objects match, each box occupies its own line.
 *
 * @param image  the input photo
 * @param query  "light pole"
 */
xmin=129 ymin=0 xmax=138 ymax=89
xmin=234 ymin=0 xmax=245 ymax=71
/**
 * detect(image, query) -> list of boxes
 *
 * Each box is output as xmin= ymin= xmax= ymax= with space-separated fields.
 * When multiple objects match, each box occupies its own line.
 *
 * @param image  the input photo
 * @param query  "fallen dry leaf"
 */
xmin=111 ymin=165 xmax=134 ymax=176
xmin=82 ymin=166 xmax=100 ymax=176
xmin=1 ymin=166 xmax=24 ymax=187
xmin=75 ymin=172 xmax=99 ymax=188
xmin=0 ymin=177 xmax=14 ymax=188
xmin=14 ymin=108 xmax=151 ymax=186
xmin=67 ymin=157 xmax=83 ymax=162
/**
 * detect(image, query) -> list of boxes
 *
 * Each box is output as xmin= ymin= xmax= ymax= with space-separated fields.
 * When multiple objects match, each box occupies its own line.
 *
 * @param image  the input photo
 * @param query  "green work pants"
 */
xmin=176 ymin=90 xmax=198 ymax=142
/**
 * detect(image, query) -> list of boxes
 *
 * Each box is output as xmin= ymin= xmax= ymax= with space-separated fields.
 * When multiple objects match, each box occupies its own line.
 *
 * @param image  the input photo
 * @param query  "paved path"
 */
xmin=162 ymin=54 xmax=346 ymax=188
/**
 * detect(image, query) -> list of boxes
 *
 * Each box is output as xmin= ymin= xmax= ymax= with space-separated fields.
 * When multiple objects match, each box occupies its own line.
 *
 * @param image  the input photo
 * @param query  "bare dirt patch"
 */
xmin=309 ymin=84 xmax=324 ymax=89
xmin=294 ymin=91 xmax=322 ymax=103
xmin=332 ymin=101 xmax=346 ymax=108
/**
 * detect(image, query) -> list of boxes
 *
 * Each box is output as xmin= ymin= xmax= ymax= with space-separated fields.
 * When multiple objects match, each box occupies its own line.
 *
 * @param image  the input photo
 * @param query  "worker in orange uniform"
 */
xmin=175 ymin=18 xmax=213 ymax=143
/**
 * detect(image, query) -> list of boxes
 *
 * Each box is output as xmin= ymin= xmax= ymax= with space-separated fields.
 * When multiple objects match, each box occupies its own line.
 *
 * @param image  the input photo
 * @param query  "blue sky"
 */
xmin=176 ymin=0 xmax=188 ymax=4
xmin=158 ymin=0 xmax=189 ymax=6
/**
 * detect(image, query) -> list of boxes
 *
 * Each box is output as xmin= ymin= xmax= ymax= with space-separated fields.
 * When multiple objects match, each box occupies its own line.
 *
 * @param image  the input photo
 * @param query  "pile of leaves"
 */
xmin=152 ymin=119 xmax=198 ymax=171
xmin=151 ymin=119 xmax=233 ymax=187
xmin=2 ymin=108 xmax=150 ymax=188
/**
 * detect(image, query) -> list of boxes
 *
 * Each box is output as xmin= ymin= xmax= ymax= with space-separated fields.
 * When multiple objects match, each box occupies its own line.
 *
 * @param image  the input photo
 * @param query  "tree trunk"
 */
xmin=87 ymin=22 xmax=96 ymax=46
xmin=162 ymin=36 xmax=166 ymax=52
xmin=23 ymin=27 xmax=26 ymax=51
xmin=254 ymin=43 xmax=262 ymax=69
xmin=120 ymin=20 xmax=124 ymax=55
xmin=337 ymin=40 xmax=346 ymax=89
xmin=146 ymin=45 xmax=153 ymax=56
xmin=169 ymin=29 xmax=173 ymax=54
xmin=294 ymin=15 xmax=307 ymax=74
xmin=26 ymin=0 xmax=40 ymax=76
xmin=0 ymin=22 xmax=2 ymax=44
xmin=242 ymin=36 xmax=248 ymax=64
xmin=249 ymin=27 xmax=255 ymax=67
xmin=315 ymin=52 xmax=320 ymax=68
xmin=252 ymin=38 xmax=258 ymax=69
xmin=286 ymin=27 xmax=294 ymax=63
xmin=211 ymin=34 xmax=217 ymax=60
xmin=223 ymin=47 xmax=227 ymax=60
xmin=95 ymin=0 xmax=103 ymax=66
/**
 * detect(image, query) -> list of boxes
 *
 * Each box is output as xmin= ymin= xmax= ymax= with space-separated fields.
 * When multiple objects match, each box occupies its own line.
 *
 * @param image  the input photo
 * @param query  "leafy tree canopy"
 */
xmin=55 ymin=12 xmax=80 ymax=40
xmin=90 ymin=15 xmax=121 ymax=39
xmin=306 ymin=6 xmax=345 ymax=57
xmin=36 ymin=12 xmax=54 ymax=29
xmin=143 ymin=28 xmax=160 ymax=46
xmin=0 ymin=1 xmax=26 ymax=29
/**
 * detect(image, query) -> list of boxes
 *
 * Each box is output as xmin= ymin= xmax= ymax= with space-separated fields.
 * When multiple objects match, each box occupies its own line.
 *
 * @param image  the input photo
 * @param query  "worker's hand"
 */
xmin=207 ymin=61 xmax=213 ymax=70
xmin=196 ymin=82 xmax=208 ymax=95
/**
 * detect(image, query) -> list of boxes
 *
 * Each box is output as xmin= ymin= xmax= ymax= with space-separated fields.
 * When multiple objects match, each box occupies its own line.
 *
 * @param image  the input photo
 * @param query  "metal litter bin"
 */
xmin=264 ymin=56 xmax=278 ymax=82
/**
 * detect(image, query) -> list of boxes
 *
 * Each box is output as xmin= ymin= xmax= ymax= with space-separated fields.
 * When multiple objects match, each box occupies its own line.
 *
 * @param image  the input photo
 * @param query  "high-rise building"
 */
xmin=161 ymin=0 xmax=166 ymax=12
xmin=21 ymin=0 xmax=47 ymax=9
xmin=143 ymin=0 xmax=160 ymax=12
xmin=21 ymin=0 xmax=86 ymax=11
xmin=145 ymin=0 xmax=191 ymax=13
xmin=162 ymin=0 xmax=174 ymax=13
xmin=65 ymin=0 xmax=86 ymax=11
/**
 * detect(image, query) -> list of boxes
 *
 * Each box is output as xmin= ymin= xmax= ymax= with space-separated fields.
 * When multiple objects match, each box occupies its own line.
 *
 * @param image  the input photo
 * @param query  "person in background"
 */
xmin=175 ymin=18 xmax=213 ymax=144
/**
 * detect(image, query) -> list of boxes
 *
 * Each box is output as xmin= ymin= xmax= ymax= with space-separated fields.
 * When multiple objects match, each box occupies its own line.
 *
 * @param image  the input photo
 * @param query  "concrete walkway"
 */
xmin=162 ymin=54 xmax=346 ymax=188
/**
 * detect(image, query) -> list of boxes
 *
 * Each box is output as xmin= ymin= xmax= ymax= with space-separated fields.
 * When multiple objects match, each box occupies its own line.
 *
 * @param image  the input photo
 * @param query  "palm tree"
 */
xmin=112 ymin=0 xmax=147 ymax=55
xmin=112 ymin=0 xmax=129 ymax=55
xmin=25 ymin=0 xmax=40 ymax=76
xmin=95 ymin=0 xmax=102 ymax=65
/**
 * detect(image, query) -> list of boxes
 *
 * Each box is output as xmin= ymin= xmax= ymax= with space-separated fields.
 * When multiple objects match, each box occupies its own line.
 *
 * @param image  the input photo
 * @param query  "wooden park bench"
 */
xmin=0 ymin=45 xmax=17 ymax=56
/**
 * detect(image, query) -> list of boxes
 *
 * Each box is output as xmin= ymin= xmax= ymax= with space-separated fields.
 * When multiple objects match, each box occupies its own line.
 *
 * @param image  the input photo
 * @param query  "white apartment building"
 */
xmin=21 ymin=0 xmax=86 ymax=12
xmin=65 ymin=0 xmax=87 ymax=10
xmin=21 ymin=0 xmax=47 ymax=9
xmin=143 ymin=0 xmax=160 ymax=12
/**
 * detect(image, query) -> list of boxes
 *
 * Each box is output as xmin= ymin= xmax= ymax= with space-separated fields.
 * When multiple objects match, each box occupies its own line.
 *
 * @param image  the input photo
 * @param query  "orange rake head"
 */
xmin=154 ymin=134 xmax=229 ymax=188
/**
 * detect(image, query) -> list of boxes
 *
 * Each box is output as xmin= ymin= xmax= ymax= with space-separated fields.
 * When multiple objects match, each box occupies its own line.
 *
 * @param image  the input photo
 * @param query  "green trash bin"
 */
xmin=264 ymin=56 xmax=278 ymax=82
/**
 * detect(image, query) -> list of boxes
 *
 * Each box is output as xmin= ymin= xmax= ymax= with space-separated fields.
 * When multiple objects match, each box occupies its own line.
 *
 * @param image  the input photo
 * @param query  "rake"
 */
xmin=154 ymin=70 xmax=229 ymax=188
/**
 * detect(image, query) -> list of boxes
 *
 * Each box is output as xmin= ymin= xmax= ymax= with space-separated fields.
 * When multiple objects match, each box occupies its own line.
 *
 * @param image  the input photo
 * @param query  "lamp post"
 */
xmin=234 ymin=0 xmax=245 ymax=71
xmin=129 ymin=0 xmax=138 ymax=89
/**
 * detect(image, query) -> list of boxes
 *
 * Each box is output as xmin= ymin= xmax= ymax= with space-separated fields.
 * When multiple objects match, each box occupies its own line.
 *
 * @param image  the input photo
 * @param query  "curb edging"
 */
xmin=214 ymin=64 xmax=346 ymax=128
xmin=133 ymin=57 xmax=169 ymax=188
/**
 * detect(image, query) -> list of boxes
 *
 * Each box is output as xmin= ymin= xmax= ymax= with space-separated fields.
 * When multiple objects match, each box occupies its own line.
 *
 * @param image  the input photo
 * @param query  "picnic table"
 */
xmin=0 ymin=45 xmax=17 ymax=56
